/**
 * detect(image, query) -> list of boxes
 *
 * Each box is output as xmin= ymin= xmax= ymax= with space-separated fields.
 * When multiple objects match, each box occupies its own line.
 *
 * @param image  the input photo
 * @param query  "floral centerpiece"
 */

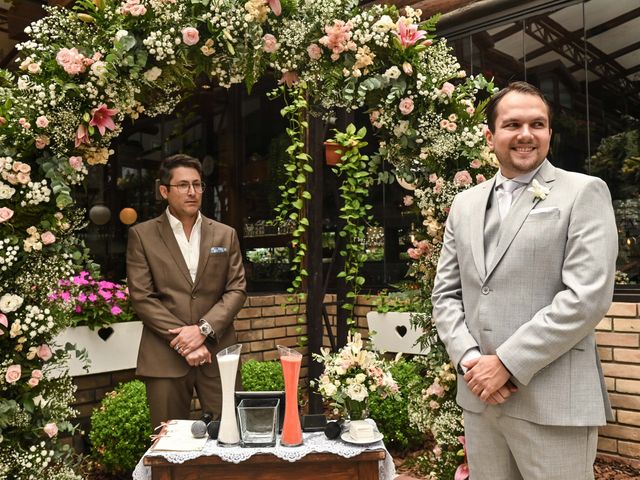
xmin=48 ymin=271 xmax=135 ymax=329
xmin=312 ymin=332 xmax=399 ymax=420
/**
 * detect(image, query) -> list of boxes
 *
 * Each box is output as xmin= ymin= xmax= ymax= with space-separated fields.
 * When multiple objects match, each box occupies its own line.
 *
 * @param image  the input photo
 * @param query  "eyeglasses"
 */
xmin=165 ymin=181 xmax=206 ymax=193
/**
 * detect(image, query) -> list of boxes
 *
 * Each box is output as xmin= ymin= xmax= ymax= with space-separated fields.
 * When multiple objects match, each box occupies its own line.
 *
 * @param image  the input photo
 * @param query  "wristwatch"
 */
xmin=198 ymin=319 xmax=215 ymax=339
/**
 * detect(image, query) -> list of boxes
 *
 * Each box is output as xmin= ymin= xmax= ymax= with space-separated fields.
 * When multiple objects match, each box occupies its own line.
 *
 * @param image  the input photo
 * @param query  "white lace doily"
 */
xmin=132 ymin=430 xmax=396 ymax=480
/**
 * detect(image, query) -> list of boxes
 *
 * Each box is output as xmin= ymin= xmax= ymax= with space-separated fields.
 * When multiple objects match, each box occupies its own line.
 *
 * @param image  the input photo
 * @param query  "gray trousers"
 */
xmin=464 ymin=406 xmax=598 ymax=480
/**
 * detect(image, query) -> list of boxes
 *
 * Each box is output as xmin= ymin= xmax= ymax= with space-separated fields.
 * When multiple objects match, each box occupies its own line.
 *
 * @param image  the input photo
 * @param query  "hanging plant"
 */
xmin=327 ymin=124 xmax=377 ymax=325
xmin=268 ymin=81 xmax=312 ymax=343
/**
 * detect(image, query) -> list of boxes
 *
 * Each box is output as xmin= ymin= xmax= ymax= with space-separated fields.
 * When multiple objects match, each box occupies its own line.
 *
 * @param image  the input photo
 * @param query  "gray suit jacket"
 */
xmin=432 ymin=160 xmax=617 ymax=426
xmin=127 ymin=213 xmax=247 ymax=379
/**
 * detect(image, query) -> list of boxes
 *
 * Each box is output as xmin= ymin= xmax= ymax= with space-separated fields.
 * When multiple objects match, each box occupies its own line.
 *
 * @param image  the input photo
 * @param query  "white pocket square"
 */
xmin=210 ymin=247 xmax=227 ymax=254
xmin=529 ymin=207 xmax=559 ymax=216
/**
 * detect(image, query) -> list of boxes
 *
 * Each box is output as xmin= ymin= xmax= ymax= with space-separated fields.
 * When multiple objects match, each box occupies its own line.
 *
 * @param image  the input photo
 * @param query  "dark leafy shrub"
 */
xmin=369 ymin=358 xmax=427 ymax=451
xmin=90 ymin=380 xmax=151 ymax=474
xmin=241 ymin=359 xmax=285 ymax=391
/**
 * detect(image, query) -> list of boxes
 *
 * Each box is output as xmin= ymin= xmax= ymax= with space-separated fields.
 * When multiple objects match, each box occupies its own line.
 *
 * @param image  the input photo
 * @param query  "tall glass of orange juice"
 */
xmin=277 ymin=345 xmax=303 ymax=447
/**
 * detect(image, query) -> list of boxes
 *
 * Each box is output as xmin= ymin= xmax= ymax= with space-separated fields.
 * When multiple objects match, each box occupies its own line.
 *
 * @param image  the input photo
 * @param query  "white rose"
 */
xmin=355 ymin=373 xmax=366 ymax=384
xmin=0 ymin=184 xmax=16 ymax=199
xmin=383 ymin=66 xmax=401 ymax=80
xmin=91 ymin=61 xmax=108 ymax=79
xmin=143 ymin=66 xmax=162 ymax=82
xmin=322 ymin=383 xmax=337 ymax=397
xmin=346 ymin=383 xmax=368 ymax=402
xmin=373 ymin=15 xmax=396 ymax=32
xmin=0 ymin=294 xmax=24 ymax=313
xmin=115 ymin=29 xmax=129 ymax=41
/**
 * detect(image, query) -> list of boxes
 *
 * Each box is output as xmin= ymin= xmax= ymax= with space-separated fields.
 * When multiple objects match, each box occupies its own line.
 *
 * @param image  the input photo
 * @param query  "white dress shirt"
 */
xmin=166 ymin=208 xmax=202 ymax=282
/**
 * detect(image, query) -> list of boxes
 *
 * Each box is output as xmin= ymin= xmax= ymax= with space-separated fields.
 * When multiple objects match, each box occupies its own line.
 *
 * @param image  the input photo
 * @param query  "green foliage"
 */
xmin=328 ymin=124 xmax=378 ymax=325
xmin=374 ymin=286 xmax=427 ymax=313
xmin=241 ymin=360 xmax=285 ymax=391
xmin=90 ymin=380 xmax=151 ymax=474
xmin=369 ymin=359 xmax=427 ymax=451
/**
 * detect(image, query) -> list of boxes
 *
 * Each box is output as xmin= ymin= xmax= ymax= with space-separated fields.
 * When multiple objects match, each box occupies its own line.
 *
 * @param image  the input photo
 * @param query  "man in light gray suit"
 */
xmin=432 ymin=81 xmax=617 ymax=479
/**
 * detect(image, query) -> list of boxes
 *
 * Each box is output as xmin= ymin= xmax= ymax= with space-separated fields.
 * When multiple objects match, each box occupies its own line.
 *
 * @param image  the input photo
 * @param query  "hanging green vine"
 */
xmin=328 ymin=124 xmax=377 ymax=325
xmin=268 ymin=81 xmax=312 ymax=342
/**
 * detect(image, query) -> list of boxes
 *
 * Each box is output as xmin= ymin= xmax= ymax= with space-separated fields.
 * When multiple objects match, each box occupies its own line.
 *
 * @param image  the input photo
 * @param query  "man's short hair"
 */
xmin=158 ymin=154 xmax=203 ymax=185
xmin=485 ymin=81 xmax=553 ymax=133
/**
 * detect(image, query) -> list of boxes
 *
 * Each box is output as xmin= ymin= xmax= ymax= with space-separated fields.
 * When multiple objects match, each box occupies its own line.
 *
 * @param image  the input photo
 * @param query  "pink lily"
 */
xmin=454 ymin=436 xmax=470 ymax=480
xmin=75 ymin=124 xmax=90 ymax=147
xmin=89 ymin=103 xmax=118 ymax=136
xmin=267 ymin=0 xmax=281 ymax=16
xmin=395 ymin=21 xmax=427 ymax=48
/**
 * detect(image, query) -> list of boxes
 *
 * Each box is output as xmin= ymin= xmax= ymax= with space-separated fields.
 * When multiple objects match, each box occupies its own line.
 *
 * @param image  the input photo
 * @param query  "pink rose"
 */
xmin=182 ymin=27 xmax=200 ymax=46
xmin=35 ymin=135 xmax=50 ymax=149
xmin=28 ymin=377 xmax=39 ymax=387
xmin=0 ymin=207 xmax=14 ymax=223
xmin=399 ymin=97 xmax=414 ymax=115
xmin=469 ymin=159 xmax=481 ymax=169
xmin=69 ymin=156 xmax=84 ymax=171
xmin=0 ymin=313 xmax=7 ymax=335
xmin=453 ymin=170 xmax=473 ymax=187
xmin=5 ymin=364 xmax=21 ymax=383
xmin=402 ymin=195 xmax=413 ymax=207
xmin=129 ymin=4 xmax=146 ymax=16
xmin=441 ymin=82 xmax=455 ymax=96
xmin=279 ymin=71 xmax=299 ymax=87
xmin=429 ymin=173 xmax=438 ymax=183
xmin=0 ymin=116 xmax=6 ymax=125
xmin=402 ymin=62 xmax=413 ymax=76
xmin=41 ymin=231 xmax=56 ymax=245
xmin=31 ymin=369 xmax=43 ymax=380
xmin=36 ymin=116 xmax=49 ymax=128
xmin=16 ymin=172 xmax=30 ymax=184
xmin=476 ymin=174 xmax=487 ymax=183
xmin=307 ymin=43 xmax=322 ymax=60
xmin=18 ymin=163 xmax=31 ymax=174
xmin=407 ymin=248 xmax=421 ymax=260
xmin=262 ymin=34 xmax=279 ymax=53
xmin=433 ymin=445 xmax=442 ymax=457
xmin=466 ymin=106 xmax=475 ymax=115
xmin=427 ymin=381 xmax=445 ymax=397
xmin=37 ymin=344 xmax=52 ymax=361
xmin=44 ymin=422 xmax=58 ymax=438
xmin=446 ymin=122 xmax=457 ymax=132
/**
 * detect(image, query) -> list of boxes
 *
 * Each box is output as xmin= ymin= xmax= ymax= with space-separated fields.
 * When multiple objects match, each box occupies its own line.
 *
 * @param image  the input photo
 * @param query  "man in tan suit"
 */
xmin=432 ymin=82 xmax=617 ymax=479
xmin=127 ymin=154 xmax=246 ymax=429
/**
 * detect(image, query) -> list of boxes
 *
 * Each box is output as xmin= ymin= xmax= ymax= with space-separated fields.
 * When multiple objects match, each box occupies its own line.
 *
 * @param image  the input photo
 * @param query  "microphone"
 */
xmin=191 ymin=420 xmax=208 ymax=438
xmin=191 ymin=412 xmax=214 ymax=438
xmin=324 ymin=419 xmax=346 ymax=440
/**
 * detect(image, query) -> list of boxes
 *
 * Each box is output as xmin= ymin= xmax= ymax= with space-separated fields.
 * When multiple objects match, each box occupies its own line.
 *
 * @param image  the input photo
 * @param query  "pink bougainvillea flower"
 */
xmin=75 ymin=124 xmax=90 ymax=147
xmin=395 ymin=21 xmax=427 ymax=48
xmin=267 ymin=0 xmax=281 ymax=16
xmin=89 ymin=104 xmax=118 ymax=136
xmin=111 ymin=305 xmax=122 ymax=315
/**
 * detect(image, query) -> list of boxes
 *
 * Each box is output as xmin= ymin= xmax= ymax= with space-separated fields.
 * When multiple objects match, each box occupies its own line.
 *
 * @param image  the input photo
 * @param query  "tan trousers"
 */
xmin=464 ymin=406 xmax=598 ymax=480
xmin=142 ymin=367 xmax=223 ymax=430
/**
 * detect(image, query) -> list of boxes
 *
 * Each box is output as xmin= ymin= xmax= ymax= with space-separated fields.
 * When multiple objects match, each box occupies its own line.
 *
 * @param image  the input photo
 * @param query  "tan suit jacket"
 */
xmin=432 ymin=160 xmax=617 ymax=426
xmin=127 ymin=213 xmax=246 ymax=379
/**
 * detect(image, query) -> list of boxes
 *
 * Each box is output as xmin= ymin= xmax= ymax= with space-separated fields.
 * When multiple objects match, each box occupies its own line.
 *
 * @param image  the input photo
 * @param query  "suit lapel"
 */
xmin=470 ymin=177 xmax=495 ymax=280
xmin=157 ymin=215 xmax=193 ymax=286
xmin=193 ymin=217 xmax=213 ymax=289
xmin=486 ymin=160 xmax=556 ymax=278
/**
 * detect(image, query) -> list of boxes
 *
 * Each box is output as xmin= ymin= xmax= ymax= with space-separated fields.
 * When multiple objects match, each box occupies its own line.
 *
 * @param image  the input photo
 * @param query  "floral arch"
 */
xmin=0 ymin=0 xmax=498 ymax=478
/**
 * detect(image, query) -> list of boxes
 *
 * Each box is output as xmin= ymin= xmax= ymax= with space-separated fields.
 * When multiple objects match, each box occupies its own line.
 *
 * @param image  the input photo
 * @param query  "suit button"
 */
xmin=481 ymin=286 xmax=490 ymax=295
xmin=191 ymin=293 xmax=197 ymax=299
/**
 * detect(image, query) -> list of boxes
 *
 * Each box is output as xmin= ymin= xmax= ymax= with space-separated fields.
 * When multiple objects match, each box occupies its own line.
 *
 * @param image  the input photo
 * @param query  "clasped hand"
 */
xmin=169 ymin=325 xmax=211 ymax=366
xmin=462 ymin=355 xmax=518 ymax=405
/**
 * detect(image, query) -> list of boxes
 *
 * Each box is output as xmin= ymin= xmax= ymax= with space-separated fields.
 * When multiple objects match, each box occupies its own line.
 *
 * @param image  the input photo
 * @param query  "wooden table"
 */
xmin=143 ymin=449 xmax=386 ymax=480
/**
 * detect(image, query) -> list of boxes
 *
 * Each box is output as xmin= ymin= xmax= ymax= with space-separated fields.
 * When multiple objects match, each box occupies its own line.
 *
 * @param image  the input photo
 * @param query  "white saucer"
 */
xmin=340 ymin=430 xmax=384 ymax=445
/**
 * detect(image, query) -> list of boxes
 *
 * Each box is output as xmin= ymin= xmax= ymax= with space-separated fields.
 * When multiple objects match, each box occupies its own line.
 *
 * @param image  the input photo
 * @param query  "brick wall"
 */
xmin=597 ymin=302 xmax=640 ymax=465
xmin=68 ymin=295 xmax=640 ymax=466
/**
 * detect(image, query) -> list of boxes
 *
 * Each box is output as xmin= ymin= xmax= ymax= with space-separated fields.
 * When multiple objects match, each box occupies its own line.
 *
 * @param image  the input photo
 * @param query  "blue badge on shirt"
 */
xmin=210 ymin=247 xmax=227 ymax=254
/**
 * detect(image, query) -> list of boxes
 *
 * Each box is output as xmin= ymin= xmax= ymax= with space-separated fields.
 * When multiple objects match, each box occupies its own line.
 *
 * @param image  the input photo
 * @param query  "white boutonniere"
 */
xmin=527 ymin=179 xmax=550 ymax=200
